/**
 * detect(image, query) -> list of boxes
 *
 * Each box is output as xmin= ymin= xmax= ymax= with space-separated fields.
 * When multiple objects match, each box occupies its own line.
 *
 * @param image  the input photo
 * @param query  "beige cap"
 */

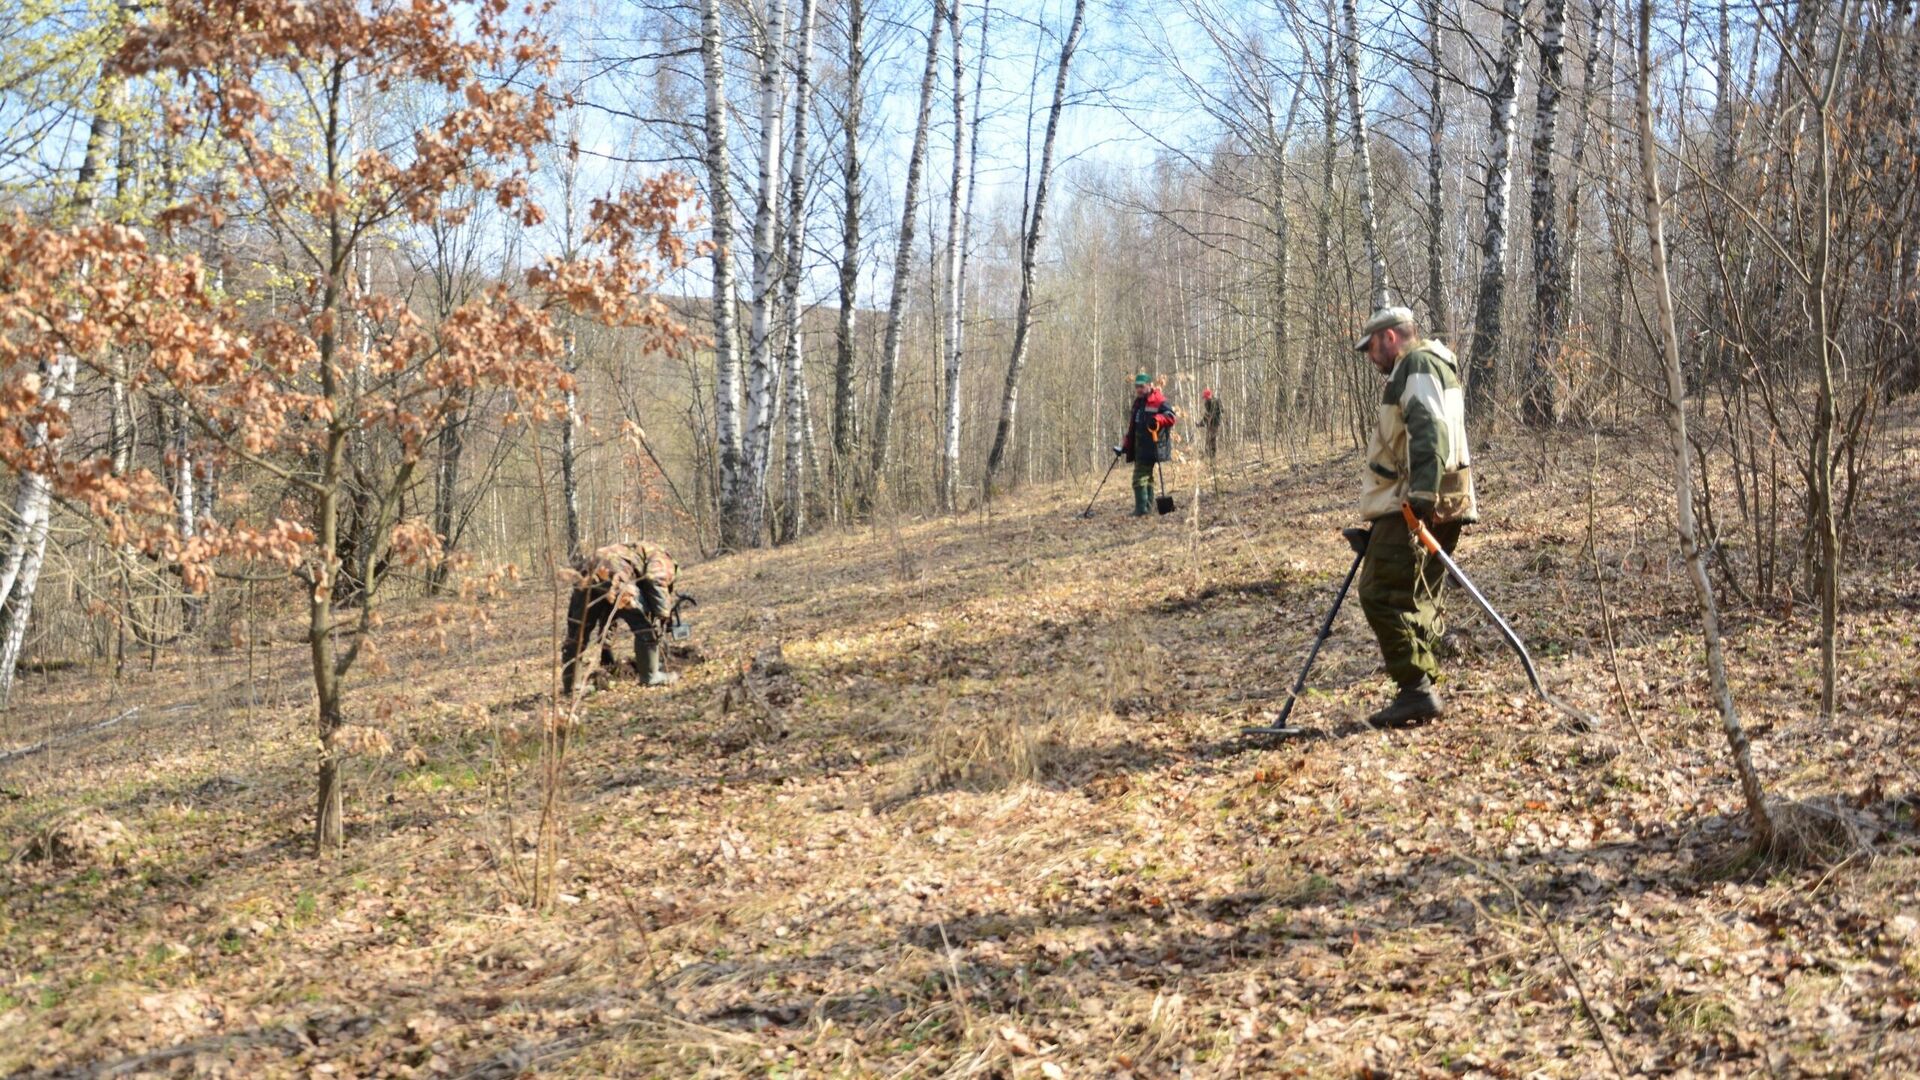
xmin=1353 ymin=305 xmax=1416 ymax=352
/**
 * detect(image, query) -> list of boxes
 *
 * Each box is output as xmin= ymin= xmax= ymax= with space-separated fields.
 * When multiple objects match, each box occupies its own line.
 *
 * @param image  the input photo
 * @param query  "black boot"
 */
xmin=1366 ymin=678 xmax=1443 ymax=728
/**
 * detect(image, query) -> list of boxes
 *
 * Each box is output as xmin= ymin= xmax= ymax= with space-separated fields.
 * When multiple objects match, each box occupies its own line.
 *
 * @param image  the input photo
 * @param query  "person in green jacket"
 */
xmin=1350 ymin=306 xmax=1478 ymax=727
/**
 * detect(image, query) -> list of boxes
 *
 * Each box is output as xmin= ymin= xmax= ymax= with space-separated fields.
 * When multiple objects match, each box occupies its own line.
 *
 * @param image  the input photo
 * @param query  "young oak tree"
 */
xmin=0 ymin=0 xmax=695 ymax=852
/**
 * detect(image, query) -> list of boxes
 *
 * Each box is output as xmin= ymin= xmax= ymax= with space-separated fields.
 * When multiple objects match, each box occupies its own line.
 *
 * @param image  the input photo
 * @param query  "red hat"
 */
xmin=1202 ymin=388 xmax=1214 ymax=400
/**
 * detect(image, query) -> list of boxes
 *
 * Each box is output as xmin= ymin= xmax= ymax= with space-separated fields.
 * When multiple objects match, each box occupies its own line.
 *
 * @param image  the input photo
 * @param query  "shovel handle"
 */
xmin=1401 ymin=502 xmax=1443 ymax=551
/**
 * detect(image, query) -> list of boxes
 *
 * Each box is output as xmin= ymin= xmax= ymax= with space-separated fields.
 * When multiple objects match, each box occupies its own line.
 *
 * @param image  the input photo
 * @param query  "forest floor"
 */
xmin=3 ymin=414 xmax=1920 ymax=1078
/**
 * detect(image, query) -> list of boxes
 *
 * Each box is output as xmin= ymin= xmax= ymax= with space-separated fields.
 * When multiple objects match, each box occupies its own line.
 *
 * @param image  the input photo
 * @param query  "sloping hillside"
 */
xmin=4 ymin=419 xmax=1919 ymax=1077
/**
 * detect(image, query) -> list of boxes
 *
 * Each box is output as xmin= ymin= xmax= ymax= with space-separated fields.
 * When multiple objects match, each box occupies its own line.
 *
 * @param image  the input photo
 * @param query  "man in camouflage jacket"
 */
xmin=1351 ymin=306 xmax=1477 ymax=727
xmin=1201 ymin=388 xmax=1222 ymax=465
xmin=562 ymin=541 xmax=680 ymax=694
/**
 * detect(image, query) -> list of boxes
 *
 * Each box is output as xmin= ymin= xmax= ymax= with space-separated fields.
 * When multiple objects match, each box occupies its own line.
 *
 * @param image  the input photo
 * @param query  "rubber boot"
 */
xmin=636 ymin=629 xmax=678 ymax=687
xmin=1365 ymin=677 xmax=1443 ymax=728
xmin=1133 ymin=484 xmax=1152 ymax=516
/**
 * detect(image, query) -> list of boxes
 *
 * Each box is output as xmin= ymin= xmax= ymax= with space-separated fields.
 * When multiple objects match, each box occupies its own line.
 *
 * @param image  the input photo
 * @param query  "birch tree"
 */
xmin=938 ymin=0 xmax=978 ymax=512
xmin=1423 ymin=0 xmax=1452 ymax=336
xmin=1339 ymin=0 xmax=1389 ymax=310
xmin=1553 ymin=0 xmax=1607 ymax=364
xmin=0 ymin=46 xmax=118 ymax=708
xmin=1521 ymin=0 xmax=1569 ymax=424
xmin=1313 ymin=22 xmax=1339 ymax=422
xmin=982 ymin=0 xmax=1087 ymax=489
xmin=831 ymin=0 xmax=865 ymax=506
xmin=1465 ymin=0 xmax=1527 ymax=416
xmin=1268 ymin=86 xmax=1303 ymax=421
xmin=867 ymin=0 xmax=944 ymax=500
xmin=741 ymin=0 xmax=790 ymax=544
xmin=701 ymin=0 xmax=748 ymax=549
xmin=778 ymin=0 xmax=819 ymax=540
xmin=106 ymin=31 xmax=137 ymax=481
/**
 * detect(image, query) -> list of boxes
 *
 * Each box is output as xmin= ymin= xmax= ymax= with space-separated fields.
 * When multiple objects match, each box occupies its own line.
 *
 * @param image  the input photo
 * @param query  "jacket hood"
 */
xmin=1405 ymin=338 xmax=1459 ymax=375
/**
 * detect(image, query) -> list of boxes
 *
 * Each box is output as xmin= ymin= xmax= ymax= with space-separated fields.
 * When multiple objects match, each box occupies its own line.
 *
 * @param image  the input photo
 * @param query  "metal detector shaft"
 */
xmin=1080 ymin=453 xmax=1122 ymax=517
xmin=1242 ymin=546 xmax=1365 ymax=737
xmin=1400 ymin=504 xmax=1595 ymax=728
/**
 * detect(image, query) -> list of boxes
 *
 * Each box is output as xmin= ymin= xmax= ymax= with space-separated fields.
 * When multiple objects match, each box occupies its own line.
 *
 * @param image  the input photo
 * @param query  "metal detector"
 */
xmin=1241 ymin=528 xmax=1369 ymax=738
xmin=1078 ymin=449 xmax=1123 ymax=518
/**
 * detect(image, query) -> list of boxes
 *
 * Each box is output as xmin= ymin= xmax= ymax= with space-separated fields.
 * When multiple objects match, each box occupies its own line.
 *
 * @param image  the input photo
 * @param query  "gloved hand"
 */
xmin=1341 ymin=527 xmax=1371 ymax=556
xmin=1406 ymin=498 xmax=1437 ymax=527
xmin=1111 ymin=445 xmax=1123 ymax=457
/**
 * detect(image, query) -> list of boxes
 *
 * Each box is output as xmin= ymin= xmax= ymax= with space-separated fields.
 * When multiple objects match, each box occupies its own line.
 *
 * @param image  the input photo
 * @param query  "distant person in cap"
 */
xmin=1349 ymin=306 xmax=1477 ymax=727
xmin=1200 ymin=388 xmax=1222 ymax=466
xmin=1118 ymin=372 xmax=1177 ymax=516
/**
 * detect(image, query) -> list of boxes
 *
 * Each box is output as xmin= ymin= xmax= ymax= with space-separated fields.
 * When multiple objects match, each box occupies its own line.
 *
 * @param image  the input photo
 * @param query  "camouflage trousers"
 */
xmin=1357 ymin=512 xmax=1462 ymax=689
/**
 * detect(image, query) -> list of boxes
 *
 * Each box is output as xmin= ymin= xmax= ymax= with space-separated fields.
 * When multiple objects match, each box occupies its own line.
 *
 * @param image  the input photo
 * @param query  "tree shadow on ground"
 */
xmin=1152 ymin=574 xmax=1307 ymax=616
xmin=424 ymin=826 xmax=1796 ymax=1073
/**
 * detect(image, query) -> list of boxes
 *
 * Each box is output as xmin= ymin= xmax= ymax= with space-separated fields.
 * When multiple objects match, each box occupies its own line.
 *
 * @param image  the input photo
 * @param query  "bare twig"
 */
xmin=1469 ymin=856 xmax=1628 ymax=1080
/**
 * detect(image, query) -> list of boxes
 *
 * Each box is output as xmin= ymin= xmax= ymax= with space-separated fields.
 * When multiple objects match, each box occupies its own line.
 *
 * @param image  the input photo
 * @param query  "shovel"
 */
xmin=1154 ymin=462 xmax=1176 ymax=515
xmin=1400 ymin=503 xmax=1596 ymax=730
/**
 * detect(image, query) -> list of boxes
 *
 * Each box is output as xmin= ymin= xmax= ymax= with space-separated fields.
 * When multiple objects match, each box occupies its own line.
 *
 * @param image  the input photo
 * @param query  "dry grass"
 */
xmin=901 ymin=700 xmax=1135 ymax=801
xmin=3 ymin=416 xmax=1920 ymax=1076
xmin=1763 ymin=795 xmax=1878 ymax=868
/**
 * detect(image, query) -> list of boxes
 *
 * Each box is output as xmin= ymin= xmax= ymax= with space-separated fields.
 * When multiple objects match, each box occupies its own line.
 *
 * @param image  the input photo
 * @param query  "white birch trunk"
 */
xmin=797 ymin=352 xmax=821 ymax=495
xmin=0 ymin=71 xmax=115 ymax=705
xmin=1522 ymin=0 xmax=1569 ymax=425
xmin=1340 ymin=0 xmax=1390 ymax=310
xmin=1424 ymin=0 xmax=1452 ymax=336
xmin=1315 ymin=29 xmax=1339 ymax=425
xmin=0 ymin=353 xmax=74 ymax=705
xmin=829 ymin=0 xmax=865 ymax=508
xmin=108 ymin=105 xmax=135 ymax=477
xmin=701 ymin=0 xmax=748 ymax=550
xmin=561 ymin=331 xmax=583 ymax=557
xmin=982 ymin=0 xmax=1087 ymax=487
xmin=782 ymin=329 xmax=808 ymax=538
xmin=742 ymin=0 xmax=790 ymax=546
xmin=173 ymin=414 xmax=196 ymax=542
xmin=939 ymin=0 xmax=971 ymax=513
xmin=778 ymin=0 xmax=818 ymax=541
xmin=1556 ymin=0 xmax=1606 ymax=355
xmin=867 ymin=0 xmax=945 ymax=496
xmin=1465 ymin=0 xmax=1527 ymax=416
xmin=1269 ymin=89 xmax=1302 ymax=421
